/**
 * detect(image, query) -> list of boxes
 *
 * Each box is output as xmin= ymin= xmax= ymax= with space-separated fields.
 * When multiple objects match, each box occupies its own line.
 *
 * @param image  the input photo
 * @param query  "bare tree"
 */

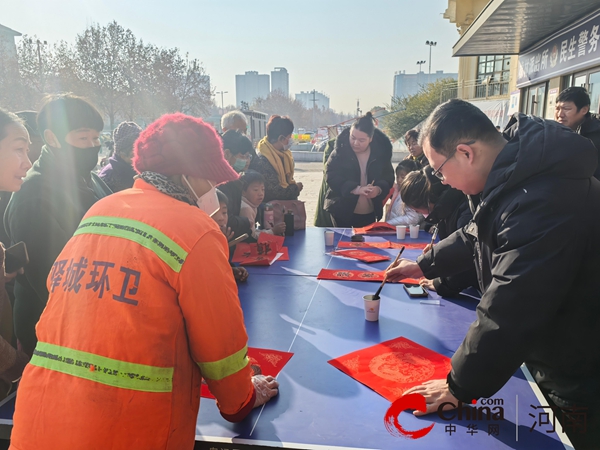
xmin=72 ymin=21 xmax=135 ymax=128
xmin=176 ymin=55 xmax=213 ymax=117
xmin=0 ymin=43 xmax=25 ymax=110
xmin=1 ymin=20 xmax=215 ymax=128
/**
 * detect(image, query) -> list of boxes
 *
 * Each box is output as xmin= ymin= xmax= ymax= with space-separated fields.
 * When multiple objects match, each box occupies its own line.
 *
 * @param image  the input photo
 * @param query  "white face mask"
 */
xmin=183 ymin=176 xmax=220 ymax=217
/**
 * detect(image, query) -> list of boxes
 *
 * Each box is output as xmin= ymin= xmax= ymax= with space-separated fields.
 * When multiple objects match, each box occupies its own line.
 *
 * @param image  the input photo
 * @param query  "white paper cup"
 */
xmin=396 ymin=226 xmax=406 ymax=240
xmin=325 ymin=230 xmax=335 ymax=246
xmin=409 ymin=225 xmax=420 ymax=239
xmin=363 ymin=295 xmax=381 ymax=321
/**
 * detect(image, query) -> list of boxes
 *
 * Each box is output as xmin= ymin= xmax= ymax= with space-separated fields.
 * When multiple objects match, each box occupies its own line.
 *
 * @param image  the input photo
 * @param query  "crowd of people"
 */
xmin=0 ymin=85 xmax=598 ymax=448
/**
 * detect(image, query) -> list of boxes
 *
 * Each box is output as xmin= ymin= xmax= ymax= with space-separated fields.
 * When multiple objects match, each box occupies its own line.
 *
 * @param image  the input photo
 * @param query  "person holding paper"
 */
xmin=325 ymin=112 xmax=395 ymax=227
xmin=386 ymin=99 xmax=600 ymax=450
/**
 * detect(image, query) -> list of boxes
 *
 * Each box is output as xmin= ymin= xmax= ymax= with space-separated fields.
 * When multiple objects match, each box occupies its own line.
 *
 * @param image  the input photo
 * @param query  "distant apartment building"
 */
xmin=271 ymin=67 xmax=289 ymax=97
xmin=295 ymin=91 xmax=330 ymax=110
xmin=0 ymin=23 xmax=21 ymax=60
xmin=393 ymin=70 xmax=458 ymax=99
xmin=236 ymin=71 xmax=270 ymax=107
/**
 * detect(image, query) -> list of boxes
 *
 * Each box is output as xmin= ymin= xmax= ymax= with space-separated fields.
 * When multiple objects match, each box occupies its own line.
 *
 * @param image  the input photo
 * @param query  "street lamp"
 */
xmin=425 ymin=41 xmax=437 ymax=83
xmin=417 ymin=60 xmax=426 ymax=73
xmin=216 ymin=90 xmax=228 ymax=110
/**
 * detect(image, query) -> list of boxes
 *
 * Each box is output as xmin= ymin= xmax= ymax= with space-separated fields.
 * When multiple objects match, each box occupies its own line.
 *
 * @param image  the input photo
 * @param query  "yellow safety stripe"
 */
xmin=197 ymin=346 xmax=249 ymax=381
xmin=74 ymin=216 xmax=188 ymax=272
xmin=31 ymin=342 xmax=173 ymax=393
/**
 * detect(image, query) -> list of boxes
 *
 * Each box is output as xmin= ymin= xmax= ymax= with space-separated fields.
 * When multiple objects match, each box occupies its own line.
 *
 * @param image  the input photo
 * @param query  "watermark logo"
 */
xmin=385 ymin=393 xmax=588 ymax=440
xmin=383 ymin=394 xmax=434 ymax=439
xmin=384 ymin=394 xmax=505 ymax=440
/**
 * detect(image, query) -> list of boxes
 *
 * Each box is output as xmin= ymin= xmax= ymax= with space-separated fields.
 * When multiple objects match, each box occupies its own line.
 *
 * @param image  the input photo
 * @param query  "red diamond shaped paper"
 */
xmin=201 ymin=347 xmax=293 ymax=399
xmin=328 ymin=337 xmax=452 ymax=402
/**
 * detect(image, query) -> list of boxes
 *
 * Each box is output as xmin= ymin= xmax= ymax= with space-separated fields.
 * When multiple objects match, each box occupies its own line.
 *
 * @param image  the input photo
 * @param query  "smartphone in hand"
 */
xmin=4 ymin=242 xmax=29 ymax=274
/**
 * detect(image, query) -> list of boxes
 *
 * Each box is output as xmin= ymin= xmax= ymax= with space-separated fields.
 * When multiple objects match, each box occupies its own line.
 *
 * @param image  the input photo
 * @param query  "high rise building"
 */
xmin=235 ymin=71 xmax=270 ymax=107
xmin=295 ymin=91 xmax=330 ymax=110
xmin=271 ymin=67 xmax=289 ymax=97
xmin=393 ymin=70 xmax=458 ymax=99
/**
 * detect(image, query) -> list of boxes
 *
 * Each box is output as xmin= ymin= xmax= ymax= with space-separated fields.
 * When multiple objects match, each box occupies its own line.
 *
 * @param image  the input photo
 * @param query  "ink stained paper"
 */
xmin=232 ymin=242 xmax=289 ymax=265
xmin=316 ymin=269 xmax=421 ymax=285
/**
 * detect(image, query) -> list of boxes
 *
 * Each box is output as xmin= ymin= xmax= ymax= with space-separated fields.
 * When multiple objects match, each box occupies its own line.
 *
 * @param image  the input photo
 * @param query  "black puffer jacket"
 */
xmin=422 ymin=188 xmax=479 ymax=297
xmin=4 ymin=146 xmax=112 ymax=354
xmin=579 ymin=114 xmax=600 ymax=180
xmin=324 ymin=128 xmax=394 ymax=226
xmin=419 ymin=114 xmax=600 ymax=407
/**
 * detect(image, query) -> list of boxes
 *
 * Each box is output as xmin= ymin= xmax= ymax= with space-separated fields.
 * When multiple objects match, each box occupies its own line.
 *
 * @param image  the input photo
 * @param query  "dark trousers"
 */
xmin=330 ymin=212 xmax=376 ymax=228
xmin=540 ymin=388 xmax=600 ymax=450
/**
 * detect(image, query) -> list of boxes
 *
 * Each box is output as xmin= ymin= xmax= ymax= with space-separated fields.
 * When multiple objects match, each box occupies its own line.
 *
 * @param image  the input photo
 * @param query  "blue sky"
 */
xmin=4 ymin=0 xmax=460 ymax=113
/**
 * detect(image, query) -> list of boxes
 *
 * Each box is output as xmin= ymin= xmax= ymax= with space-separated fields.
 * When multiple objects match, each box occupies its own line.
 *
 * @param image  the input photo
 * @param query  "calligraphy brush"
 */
xmin=429 ymin=226 xmax=438 ymax=250
xmin=373 ymin=245 xmax=405 ymax=299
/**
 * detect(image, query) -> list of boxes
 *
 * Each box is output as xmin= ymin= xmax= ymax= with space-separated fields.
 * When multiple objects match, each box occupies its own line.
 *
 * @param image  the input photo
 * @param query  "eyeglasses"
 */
xmin=431 ymin=140 xmax=475 ymax=180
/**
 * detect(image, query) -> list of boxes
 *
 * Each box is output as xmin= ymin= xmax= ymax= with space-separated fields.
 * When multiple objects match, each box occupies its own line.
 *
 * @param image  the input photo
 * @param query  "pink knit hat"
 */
xmin=133 ymin=113 xmax=238 ymax=183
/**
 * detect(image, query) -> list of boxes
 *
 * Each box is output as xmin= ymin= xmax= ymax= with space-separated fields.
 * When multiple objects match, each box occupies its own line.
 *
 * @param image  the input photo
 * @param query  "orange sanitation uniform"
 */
xmin=10 ymin=178 xmax=255 ymax=450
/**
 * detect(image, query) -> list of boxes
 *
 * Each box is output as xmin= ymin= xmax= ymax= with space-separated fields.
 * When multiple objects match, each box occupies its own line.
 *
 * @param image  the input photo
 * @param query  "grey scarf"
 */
xmin=137 ymin=172 xmax=196 ymax=206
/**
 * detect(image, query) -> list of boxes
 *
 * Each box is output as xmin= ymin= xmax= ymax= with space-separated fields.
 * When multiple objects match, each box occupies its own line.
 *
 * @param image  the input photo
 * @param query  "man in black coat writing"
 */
xmin=387 ymin=99 xmax=600 ymax=449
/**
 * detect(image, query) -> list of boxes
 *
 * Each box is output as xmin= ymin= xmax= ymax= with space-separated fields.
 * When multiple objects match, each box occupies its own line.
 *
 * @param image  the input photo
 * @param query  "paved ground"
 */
xmin=293 ymin=155 xmax=409 ymax=227
xmin=294 ymin=162 xmax=325 ymax=227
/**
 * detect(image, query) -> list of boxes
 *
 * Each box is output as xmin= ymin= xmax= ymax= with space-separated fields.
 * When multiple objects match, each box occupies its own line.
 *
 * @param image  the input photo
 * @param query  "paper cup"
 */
xmin=409 ymin=225 xmax=420 ymax=239
xmin=363 ymin=294 xmax=381 ymax=321
xmin=396 ymin=226 xmax=406 ymax=240
xmin=325 ymin=230 xmax=335 ymax=246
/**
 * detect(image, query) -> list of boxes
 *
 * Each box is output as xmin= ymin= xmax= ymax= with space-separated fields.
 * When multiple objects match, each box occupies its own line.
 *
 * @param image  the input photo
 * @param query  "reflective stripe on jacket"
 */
xmin=10 ymin=178 xmax=255 ymax=450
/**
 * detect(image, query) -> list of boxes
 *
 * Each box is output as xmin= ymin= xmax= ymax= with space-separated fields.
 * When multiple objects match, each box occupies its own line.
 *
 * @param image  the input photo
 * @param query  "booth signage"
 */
xmin=517 ymin=10 xmax=600 ymax=87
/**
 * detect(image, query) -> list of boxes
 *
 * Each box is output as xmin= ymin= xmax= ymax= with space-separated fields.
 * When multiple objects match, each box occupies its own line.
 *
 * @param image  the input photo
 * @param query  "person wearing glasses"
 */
xmin=398 ymin=165 xmax=478 ymax=297
xmin=385 ymin=99 xmax=600 ymax=450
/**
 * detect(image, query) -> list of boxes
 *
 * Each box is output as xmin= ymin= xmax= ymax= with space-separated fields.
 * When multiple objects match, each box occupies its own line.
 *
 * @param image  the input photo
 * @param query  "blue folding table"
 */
xmin=0 ymin=228 xmax=575 ymax=449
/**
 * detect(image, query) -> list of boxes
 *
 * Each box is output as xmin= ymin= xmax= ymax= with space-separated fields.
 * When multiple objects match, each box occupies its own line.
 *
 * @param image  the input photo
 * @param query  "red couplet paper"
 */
xmin=231 ymin=242 xmax=289 ymax=265
xmin=338 ymin=241 xmax=428 ymax=250
xmin=353 ymin=222 xmax=397 ymax=235
xmin=331 ymin=249 xmax=391 ymax=263
xmin=201 ymin=347 xmax=293 ymax=399
xmin=317 ymin=269 xmax=385 ymax=282
xmin=277 ymin=247 xmax=290 ymax=261
xmin=328 ymin=337 xmax=452 ymax=402
xmin=389 ymin=242 xmax=428 ymax=250
xmin=337 ymin=241 xmax=391 ymax=249
xmin=316 ymin=269 xmax=421 ymax=285
xmin=257 ymin=232 xmax=285 ymax=251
